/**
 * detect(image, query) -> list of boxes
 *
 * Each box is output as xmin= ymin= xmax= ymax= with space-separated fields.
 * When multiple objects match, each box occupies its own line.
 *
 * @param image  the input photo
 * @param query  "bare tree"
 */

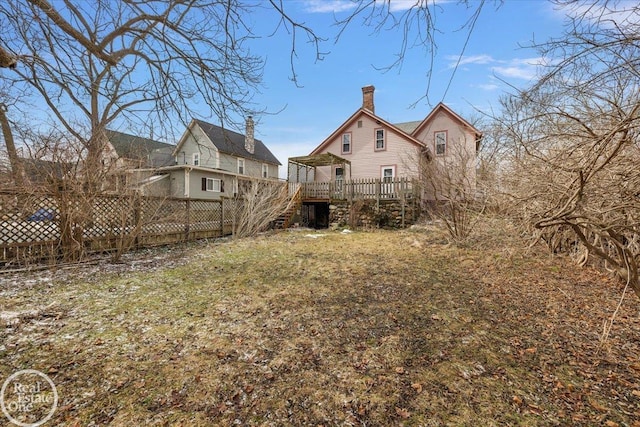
xmin=419 ymin=133 xmax=481 ymax=242
xmin=0 ymin=0 xmax=269 ymax=184
xmin=0 ymin=104 xmax=25 ymax=187
xmin=0 ymin=46 xmax=17 ymax=69
xmin=497 ymin=0 xmax=640 ymax=298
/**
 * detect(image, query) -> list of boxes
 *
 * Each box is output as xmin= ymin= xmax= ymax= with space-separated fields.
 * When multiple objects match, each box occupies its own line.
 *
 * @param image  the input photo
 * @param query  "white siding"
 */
xmin=176 ymin=125 xmax=219 ymax=168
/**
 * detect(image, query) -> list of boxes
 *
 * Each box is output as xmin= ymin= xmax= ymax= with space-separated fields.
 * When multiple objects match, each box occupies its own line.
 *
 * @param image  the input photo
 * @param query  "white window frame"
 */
xmin=375 ymin=128 xmax=385 ymax=151
xmin=237 ymin=158 xmax=245 ymax=175
xmin=193 ymin=152 xmax=200 ymax=166
xmin=341 ymin=133 xmax=351 ymax=154
xmin=205 ymin=178 xmax=221 ymax=192
xmin=381 ymin=165 xmax=395 ymax=182
xmin=262 ymin=163 xmax=268 ymax=178
xmin=435 ymin=131 xmax=447 ymax=156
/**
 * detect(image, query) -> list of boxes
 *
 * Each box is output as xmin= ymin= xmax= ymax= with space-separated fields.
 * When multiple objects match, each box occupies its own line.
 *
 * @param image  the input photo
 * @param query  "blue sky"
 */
xmin=237 ymin=0 xmax=567 ymax=176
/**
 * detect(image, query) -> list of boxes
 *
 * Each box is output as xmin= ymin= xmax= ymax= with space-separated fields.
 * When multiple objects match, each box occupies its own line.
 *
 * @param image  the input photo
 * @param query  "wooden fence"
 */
xmin=299 ymin=177 xmax=416 ymax=201
xmin=0 ymin=190 xmax=239 ymax=267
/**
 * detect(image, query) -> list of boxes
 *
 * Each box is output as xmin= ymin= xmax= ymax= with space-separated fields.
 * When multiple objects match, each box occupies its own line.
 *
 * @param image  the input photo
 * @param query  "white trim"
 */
xmin=184 ymin=168 xmax=190 ymax=198
xmin=381 ymin=165 xmax=396 ymax=182
xmin=205 ymin=177 xmax=222 ymax=192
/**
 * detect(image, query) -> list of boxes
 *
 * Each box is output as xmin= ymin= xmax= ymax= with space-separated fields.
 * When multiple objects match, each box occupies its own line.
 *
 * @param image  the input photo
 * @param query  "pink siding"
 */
xmin=314 ymin=113 xmax=421 ymax=181
xmin=412 ymin=109 xmax=477 ymax=188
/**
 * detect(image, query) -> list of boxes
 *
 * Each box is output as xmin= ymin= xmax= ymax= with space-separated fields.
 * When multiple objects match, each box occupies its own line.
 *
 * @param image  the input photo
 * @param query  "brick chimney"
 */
xmin=245 ymin=116 xmax=255 ymax=154
xmin=362 ymin=85 xmax=375 ymax=113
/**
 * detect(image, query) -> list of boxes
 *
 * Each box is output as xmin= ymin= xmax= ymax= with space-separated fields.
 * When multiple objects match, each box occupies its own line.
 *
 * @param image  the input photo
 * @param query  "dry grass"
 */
xmin=1 ymin=218 xmax=639 ymax=426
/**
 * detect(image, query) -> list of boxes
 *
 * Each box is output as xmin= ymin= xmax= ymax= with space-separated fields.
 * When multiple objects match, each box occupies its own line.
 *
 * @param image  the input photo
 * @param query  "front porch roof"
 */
xmin=288 ymin=152 xmax=351 ymax=168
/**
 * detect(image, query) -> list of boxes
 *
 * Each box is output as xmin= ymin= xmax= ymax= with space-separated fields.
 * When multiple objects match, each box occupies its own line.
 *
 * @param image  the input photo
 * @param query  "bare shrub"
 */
xmin=419 ymin=136 xmax=483 ymax=242
xmin=233 ymin=179 xmax=290 ymax=239
xmin=496 ymin=1 xmax=640 ymax=298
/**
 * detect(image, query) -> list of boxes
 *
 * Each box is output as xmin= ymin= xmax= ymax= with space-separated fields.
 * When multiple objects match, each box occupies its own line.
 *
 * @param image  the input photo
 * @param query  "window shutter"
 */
xmin=201 ymin=177 xmax=206 ymax=191
xmin=221 ymin=180 xmax=225 ymax=193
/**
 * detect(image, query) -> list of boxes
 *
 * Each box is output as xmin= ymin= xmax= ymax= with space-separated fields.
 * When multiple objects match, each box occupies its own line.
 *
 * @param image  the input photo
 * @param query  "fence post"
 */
xmin=134 ymin=194 xmax=142 ymax=249
xmin=185 ymin=198 xmax=190 ymax=242
xmin=220 ymin=197 xmax=225 ymax=236
xmin=401 ymin=180 xmax=406 ymax=228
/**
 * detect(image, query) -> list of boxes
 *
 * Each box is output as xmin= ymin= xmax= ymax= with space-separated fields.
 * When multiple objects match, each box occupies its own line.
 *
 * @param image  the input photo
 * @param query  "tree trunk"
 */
xmin=0 ymin=104 xmax=26 ymax=188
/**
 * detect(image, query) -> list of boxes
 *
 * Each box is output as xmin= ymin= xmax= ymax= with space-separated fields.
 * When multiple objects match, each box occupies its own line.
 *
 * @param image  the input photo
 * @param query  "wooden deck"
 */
xmin=289 ymin=178 xmax=416 ymax=201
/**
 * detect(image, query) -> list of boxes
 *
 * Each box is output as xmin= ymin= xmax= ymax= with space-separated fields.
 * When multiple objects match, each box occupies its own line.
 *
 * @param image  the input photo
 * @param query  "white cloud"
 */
xmin=492 ymin=66 xmax=535 ymax=80
xmin=477 ymin=83 xmax=499 ymax=91
xmin=302 ymin=0 xmax=357 ymax=13
xmin=446 ymin=54 xmax=494 ymax=68
xmin=446 ymin=54 xmax=546 ymax=81
xmin=556 ymin=1 xmax=640 ymax=28
xmin=303 ymin=0 xmax=451 ymax=14
xmin=491 ymin=57 xmax=550 ymax=81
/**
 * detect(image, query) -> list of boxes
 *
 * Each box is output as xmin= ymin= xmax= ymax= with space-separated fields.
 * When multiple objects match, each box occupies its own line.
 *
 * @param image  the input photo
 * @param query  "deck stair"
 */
xmin=273 ymin=183 xmax=302 ymax=229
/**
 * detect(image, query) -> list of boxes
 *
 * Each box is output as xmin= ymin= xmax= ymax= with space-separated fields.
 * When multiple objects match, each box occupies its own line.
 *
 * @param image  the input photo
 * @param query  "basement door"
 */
xmin=302 ymin=202 xmax=329 ymax=229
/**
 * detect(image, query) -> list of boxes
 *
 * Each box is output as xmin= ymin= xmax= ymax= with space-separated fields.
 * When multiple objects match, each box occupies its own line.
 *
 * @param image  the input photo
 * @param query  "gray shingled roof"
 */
xmin=194 ymin=119 xmax=281 ymax=166
xmin=393 ymin=120 xmax=422 ymax=135
xmin=106 ymin=130 xmax=175 ymax=167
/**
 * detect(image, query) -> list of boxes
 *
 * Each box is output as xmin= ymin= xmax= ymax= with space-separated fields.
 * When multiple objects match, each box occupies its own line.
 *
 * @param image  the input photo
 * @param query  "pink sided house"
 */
xmin=287 ymin=85 xmax=482 ymax=227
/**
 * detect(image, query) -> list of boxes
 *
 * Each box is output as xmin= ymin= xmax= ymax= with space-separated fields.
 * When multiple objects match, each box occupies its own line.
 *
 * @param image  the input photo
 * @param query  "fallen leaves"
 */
xmin=395 ymin=407 xmax=411 ymax=419
xmin=1 ymin=224 xmax=639 ymax=426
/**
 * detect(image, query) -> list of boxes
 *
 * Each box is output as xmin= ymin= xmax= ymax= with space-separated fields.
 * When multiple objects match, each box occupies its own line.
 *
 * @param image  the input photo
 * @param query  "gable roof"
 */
xmin=106 ymin=130 xmax=174 ymax=159
xmin=310 ymin=108 xmax=427 ymax=155
xmin=21 ymin=158 xmax=75 ymax=184
xmin=411 ymin=102 xmax=482 ymax=139
xmin=175 ymin=119 xmax=281 ymax=166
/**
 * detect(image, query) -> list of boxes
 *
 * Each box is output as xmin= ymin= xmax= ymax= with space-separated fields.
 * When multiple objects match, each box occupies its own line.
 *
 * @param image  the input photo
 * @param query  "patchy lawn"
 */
xmin=1 ymin=219 xmax=639 ymax=426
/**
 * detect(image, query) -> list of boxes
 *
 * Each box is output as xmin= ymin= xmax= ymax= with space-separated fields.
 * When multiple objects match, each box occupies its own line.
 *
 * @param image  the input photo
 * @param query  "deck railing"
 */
xmin=299 ymin=177 xmax=415 ymax=201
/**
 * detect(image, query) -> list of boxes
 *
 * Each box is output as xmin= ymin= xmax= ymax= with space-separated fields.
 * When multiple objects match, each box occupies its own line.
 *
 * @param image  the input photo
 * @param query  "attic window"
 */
xmin=193 ymin=153 xmax=200 ymax=166
xmin=435 ymin=131 xmax=447 ymax=156
xmin=375 ymin=129 xmax=385 ymax=151
xmin=357 ymin=120 xmax=362 ymax=128
xmin=237 ymin=158 xmax=245 ymax=174
xmin=341 ymin=133 xmax=351 ymax=154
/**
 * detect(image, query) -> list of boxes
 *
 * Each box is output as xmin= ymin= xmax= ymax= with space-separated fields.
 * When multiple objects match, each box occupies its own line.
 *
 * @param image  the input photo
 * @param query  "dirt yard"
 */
xmin=1 ymin=219 xmax=639 ymax=426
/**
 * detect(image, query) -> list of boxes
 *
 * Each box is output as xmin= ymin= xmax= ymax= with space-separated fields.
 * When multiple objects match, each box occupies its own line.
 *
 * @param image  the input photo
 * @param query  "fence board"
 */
xmin=0 ymin=190 xmax=236 ymax=267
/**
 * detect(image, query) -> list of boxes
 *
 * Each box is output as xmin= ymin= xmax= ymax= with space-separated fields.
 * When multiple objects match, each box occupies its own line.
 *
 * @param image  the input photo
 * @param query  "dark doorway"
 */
xmin=302 ymin=202 xmax=329 ymax=229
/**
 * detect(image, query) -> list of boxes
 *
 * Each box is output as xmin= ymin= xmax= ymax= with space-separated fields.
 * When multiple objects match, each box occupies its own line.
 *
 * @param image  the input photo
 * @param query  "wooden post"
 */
xmin=220 ymin=197 xmax=225 ymax=236
xmin=133 ymin=194 xmax=141 ymax=249
xmin=185 ymin=198 xmax=191 ymax=242
xmin=401 ymin=179 xmax=406 ymax=228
